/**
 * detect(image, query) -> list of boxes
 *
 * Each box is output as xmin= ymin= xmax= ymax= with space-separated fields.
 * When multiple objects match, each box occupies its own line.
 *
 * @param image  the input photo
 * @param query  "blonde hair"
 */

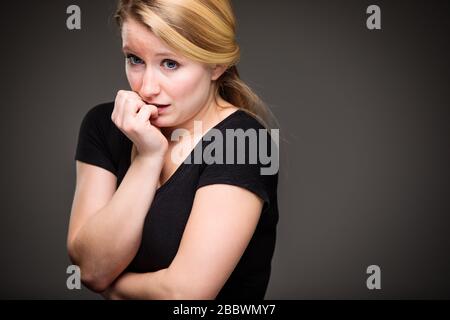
xmin=114 ymin=0 xmax=278 ymax=130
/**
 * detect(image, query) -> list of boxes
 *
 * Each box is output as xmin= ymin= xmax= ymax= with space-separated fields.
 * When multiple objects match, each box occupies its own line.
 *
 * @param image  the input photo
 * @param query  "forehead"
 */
xmin=121 ymin=18 xmax=177 ymax=56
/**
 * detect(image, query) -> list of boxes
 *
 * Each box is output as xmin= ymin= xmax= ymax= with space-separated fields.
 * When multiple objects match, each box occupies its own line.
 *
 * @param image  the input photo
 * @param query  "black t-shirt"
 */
xmin=74 ymin=101 xmax=279 ymax=300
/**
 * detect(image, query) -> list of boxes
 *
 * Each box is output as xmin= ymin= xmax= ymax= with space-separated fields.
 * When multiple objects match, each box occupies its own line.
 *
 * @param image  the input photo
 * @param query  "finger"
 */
xmin=121 ymin=90 xmax=141 ymax=114
xmin=148 ymin=105 xmax=159 ymax=120
xmin=129 ymin=91 xmax=147 ymax=114
xmin=123 ymin=99 xmax=144 ymax=128
xmin=118 ymin=90 xmax=137 ymax=118
xmin=112 ymin=90 xmax=126 ymax=121
xmin=136 ymin=104 xmax=152 ymax=122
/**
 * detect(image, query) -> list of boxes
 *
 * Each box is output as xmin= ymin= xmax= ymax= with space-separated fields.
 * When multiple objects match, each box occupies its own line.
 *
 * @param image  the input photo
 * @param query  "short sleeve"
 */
xmin=197 ymin=162 xmax=273 ymax=207
xmin=74 ymin=104 xmax=117 ymax=176
xmin=195 ymin=126 xmax=278 ymax=209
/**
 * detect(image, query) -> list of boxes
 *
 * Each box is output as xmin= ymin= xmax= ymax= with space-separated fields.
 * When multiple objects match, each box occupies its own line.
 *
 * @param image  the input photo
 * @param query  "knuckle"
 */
xmin=116 ymin=90 xmax=125 ymax=98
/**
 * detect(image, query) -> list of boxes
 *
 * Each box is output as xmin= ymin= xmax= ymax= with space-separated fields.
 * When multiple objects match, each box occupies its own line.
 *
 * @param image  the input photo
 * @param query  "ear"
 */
xmin=211 ymin=64 xmax=228 ymax=81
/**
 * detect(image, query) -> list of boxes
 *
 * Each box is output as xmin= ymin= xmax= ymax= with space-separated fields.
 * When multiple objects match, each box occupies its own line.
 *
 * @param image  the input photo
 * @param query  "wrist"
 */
xmin=136 ymin=151 xmax=165 ymax=162
xmin=134 ymin=153 xmax=166 ymax=171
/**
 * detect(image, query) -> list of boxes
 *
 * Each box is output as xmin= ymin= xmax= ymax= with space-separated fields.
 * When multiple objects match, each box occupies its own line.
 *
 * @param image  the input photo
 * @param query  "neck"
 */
xmin=161 ymin=93 xmax=225 ymax=143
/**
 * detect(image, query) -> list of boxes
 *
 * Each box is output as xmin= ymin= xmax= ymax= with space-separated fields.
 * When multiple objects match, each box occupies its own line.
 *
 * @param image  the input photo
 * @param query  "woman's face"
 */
xmin=121 ymin=18 xmax=222 ymax=129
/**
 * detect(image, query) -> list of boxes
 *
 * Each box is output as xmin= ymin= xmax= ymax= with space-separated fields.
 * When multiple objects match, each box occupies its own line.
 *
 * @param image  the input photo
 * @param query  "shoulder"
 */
xmin=77 ymin=100 xmax=127 ymax=158
xmin=209 ymin=109 xmax=278 ymax=164
xmin=216 ymin=109 xmax=267 ymax=131
xmin=75 ymin=101 xmax=121 ymax=175
xmin=197 ymin=108 xmax=279 ymax=203
xmin=79 ymin=101 xmax=120 ymax=140
xmin=82 ymin=101 xmax=114 ymax=124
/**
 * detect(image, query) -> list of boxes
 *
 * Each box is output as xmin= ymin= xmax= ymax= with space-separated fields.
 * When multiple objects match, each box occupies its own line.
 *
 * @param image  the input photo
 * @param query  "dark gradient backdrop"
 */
xmin=0 ymin=0 xmax=449 ymax=299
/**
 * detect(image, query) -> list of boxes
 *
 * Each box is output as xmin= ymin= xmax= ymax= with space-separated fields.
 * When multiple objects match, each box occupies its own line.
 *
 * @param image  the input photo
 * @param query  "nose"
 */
xmin=139 ymin=67 xmax=161 ymax=99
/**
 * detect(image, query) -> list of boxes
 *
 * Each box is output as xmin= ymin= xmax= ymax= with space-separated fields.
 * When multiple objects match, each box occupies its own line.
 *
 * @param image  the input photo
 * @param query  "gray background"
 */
xmin=0 ymin=0 xmax=449 ymax=299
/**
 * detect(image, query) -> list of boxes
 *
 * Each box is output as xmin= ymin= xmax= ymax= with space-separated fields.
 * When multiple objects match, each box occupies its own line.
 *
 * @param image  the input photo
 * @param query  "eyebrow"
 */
xmin=122 ymin=45 xmax=177 ymax=57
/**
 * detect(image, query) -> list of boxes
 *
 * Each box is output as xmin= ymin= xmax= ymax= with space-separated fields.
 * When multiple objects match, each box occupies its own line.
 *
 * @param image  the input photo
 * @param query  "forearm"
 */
xmin=104 ymin=269 xmax=173 ymax=300
xmin=70 ymin=154 xmax=164 ymax=291
xmin=103 ymin=268 xmax=216 ymax=300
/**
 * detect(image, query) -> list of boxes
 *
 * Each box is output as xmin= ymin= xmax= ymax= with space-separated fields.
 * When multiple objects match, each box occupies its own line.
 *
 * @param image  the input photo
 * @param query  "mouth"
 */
xmin=151 ymin=103 xmax=170 ymax=108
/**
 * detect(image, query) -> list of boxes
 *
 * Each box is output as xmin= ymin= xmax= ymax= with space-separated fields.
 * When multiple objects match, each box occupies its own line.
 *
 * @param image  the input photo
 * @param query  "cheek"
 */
xmin=126 ymin=68 xmax=142 ymax=91
xmin=170 ymin=70 xmax=211 ymax=104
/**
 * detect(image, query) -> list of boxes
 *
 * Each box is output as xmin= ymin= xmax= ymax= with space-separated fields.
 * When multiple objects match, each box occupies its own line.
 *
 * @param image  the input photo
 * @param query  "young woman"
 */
xmin=67 ymin=0 xmax=279 ymax=300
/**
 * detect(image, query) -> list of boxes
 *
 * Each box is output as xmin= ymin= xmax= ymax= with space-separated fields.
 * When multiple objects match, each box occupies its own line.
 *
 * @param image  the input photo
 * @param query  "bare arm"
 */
xmin=68 ymin=91 xmax=168 ymax=292
xmin=67 ymin=153 xmax=164 ymax=292
xmin=101 ymin=184 xmax=264 ymax=299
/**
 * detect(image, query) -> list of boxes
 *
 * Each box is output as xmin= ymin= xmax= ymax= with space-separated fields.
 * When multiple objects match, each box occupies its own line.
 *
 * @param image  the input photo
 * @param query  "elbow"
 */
xmin=70 ymin=261 xmax=112 ymax=293
xmin=66 ymin=239 xmax=112 ymax=293
xmin=81 ymin=273 xmax=111 ymax=293
xmin=78 ymin=263 xmax=116 ymax=293
xmin=66 ymin=233 xmax=83 ymax=267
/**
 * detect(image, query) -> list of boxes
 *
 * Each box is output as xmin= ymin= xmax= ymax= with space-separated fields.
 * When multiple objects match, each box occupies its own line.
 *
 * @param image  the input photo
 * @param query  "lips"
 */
xmin=148 ymin=103 xmax=170 ymax=108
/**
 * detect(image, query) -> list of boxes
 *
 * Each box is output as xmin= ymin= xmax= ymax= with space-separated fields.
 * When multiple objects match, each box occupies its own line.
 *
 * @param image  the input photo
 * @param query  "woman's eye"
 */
xmin=126 ymin=54 xmax=144 ymax=65
xmin=125 ymin=54 xmax=178 ymax=70
xmin=162 ymin=59 xmax=179 ymax=70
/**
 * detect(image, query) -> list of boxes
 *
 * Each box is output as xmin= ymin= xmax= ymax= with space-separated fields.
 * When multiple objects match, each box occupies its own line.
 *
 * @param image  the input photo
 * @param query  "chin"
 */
xmin=152 ymin=116 xmax=173 ymax=128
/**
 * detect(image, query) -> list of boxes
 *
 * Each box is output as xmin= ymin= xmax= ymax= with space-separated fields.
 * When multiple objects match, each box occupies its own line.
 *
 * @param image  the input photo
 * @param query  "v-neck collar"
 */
xmin=155 ymin=109 xmax=245 ymax=194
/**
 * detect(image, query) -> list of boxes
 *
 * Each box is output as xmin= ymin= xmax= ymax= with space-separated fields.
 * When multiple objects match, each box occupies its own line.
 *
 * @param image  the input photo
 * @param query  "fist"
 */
xmin=112 ymin=90 xmax=168 ymax=159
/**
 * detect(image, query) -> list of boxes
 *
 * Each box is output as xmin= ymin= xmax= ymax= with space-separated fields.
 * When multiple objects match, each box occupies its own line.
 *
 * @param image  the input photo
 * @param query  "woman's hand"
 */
xmin=112 ymin=90 xmax=169 ymax=160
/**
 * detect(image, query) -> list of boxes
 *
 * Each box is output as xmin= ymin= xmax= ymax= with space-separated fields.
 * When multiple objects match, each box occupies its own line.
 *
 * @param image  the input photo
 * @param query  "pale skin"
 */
xmin=67 ymin=17 xmax=264 ymax=299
